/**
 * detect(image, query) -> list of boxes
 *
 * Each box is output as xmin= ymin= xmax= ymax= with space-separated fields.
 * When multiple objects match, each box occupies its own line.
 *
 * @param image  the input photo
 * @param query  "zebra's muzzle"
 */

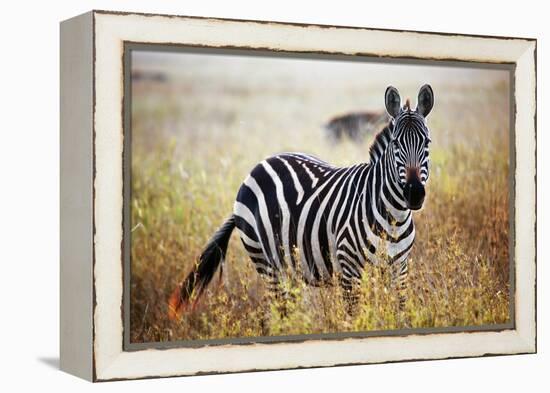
xmin=404 ymin=175 xmax=425 ymax=210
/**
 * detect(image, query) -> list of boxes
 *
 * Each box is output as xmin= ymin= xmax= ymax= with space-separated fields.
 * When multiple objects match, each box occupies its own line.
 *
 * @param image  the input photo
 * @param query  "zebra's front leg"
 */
xmin=391 ymin=258 xmax=409 ymax=311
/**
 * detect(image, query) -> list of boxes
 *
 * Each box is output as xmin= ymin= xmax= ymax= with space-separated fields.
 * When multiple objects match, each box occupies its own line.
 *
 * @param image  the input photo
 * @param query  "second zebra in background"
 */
xmin=324 ymin=110 xmax=389 ymax=143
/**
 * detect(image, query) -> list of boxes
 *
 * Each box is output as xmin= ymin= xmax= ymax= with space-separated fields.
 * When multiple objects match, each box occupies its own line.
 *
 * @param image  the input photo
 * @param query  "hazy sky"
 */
xmin=132 ymin=49 xmax=510 ymax=97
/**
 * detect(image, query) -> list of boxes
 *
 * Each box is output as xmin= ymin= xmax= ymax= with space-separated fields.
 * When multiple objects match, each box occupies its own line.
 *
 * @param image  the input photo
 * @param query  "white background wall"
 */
xmin=0 ymin=0 xmax=546 ymax=391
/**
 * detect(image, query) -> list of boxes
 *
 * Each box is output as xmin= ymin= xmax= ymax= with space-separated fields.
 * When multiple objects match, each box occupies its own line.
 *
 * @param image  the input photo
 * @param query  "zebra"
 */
xmin=324 ymin=110 xmax=389 ymax=143
xmin=168 ymin=85 xmax=434 ymax=320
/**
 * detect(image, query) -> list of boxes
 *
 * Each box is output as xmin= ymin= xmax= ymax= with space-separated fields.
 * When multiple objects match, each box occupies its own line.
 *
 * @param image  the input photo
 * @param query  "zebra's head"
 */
xmin=385 ymin=84 xmax=434 ymax=211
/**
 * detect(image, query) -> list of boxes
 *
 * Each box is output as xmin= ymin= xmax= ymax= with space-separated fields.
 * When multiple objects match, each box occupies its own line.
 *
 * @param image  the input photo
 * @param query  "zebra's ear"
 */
xmin=385 ymin=86 xmax=401 ymax=119
xmin=416 ymin=84 xmax=434 ymax=117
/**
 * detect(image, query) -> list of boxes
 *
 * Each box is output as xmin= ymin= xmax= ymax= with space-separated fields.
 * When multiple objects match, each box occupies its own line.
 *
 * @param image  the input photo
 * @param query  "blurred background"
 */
xmin=130 ymin=49 xmax=511 ymax=343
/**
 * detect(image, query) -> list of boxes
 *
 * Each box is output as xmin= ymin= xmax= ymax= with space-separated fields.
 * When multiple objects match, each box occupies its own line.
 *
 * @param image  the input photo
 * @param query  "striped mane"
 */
xmin=368 ymin=122 xmax=393 ymax=164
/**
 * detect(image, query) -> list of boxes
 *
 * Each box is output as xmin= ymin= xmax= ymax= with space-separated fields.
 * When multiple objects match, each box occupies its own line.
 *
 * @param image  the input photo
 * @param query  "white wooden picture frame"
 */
xmin=60 ymin=10 xmax=536 ymax=381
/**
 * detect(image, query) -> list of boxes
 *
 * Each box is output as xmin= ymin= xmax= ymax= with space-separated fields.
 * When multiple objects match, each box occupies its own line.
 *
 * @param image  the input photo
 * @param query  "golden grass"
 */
xmin=129 ymin=66 xmax=511 ymax=343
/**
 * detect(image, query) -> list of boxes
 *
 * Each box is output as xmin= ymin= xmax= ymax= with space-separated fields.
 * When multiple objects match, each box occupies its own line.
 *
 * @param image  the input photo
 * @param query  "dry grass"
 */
xmin=129 ymin=55 xmax=511 ymax=343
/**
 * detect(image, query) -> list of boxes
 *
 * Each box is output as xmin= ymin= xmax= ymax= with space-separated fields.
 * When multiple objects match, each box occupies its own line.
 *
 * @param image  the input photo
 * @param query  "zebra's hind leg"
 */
xmin=391 ymin=258 xmax=409 ymax=311
xmin=266 ymin=277 xmax=295 ymax=319
xmin=258 ymin=274 xmax=294 ymax=336
xmin=339 ymin=274 xmax=361 ymax=316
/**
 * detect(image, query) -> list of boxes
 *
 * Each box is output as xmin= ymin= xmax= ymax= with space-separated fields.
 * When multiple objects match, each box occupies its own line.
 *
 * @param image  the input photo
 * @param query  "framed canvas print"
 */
xmin=60 ymin=10 xmax=537 ymax=381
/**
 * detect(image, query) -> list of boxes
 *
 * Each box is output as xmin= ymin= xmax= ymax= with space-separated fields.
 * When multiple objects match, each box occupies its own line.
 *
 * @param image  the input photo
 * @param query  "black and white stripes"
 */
xmin=168 ymin=85 xmax=434 ymax=319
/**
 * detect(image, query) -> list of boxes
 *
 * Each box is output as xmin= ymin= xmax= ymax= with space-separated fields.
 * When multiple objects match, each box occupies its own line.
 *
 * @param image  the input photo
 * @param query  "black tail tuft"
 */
xmin=168 ymin=216 xmax=236 ymax=320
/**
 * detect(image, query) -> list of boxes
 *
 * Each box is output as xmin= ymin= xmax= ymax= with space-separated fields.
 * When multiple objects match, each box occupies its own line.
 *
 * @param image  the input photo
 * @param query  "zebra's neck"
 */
xmin=368 ymin=123 xmax=393 ymax=164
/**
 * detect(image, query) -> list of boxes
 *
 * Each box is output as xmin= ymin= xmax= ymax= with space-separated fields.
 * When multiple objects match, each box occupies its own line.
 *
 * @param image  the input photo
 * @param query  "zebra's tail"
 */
xmin=168 ymin=216 xmax=236 ymax=320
